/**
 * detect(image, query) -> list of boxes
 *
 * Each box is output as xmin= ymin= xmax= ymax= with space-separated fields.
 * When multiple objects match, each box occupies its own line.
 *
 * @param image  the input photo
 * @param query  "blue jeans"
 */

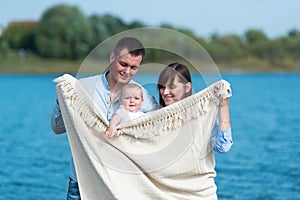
xmin=67 ymin=178 xmax=81 ymax=200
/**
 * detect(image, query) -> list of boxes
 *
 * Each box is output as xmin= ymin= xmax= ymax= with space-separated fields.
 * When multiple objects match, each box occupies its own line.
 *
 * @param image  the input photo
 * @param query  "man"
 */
xmin=51 ymin=37 xmax=157 ymax=199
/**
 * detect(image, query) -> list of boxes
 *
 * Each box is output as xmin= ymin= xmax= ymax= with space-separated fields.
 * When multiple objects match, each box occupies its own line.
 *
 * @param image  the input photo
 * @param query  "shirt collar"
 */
xmin=102 ymin=70 xmax=121 ymax=103
xmin=102 ymin=71 xmax=110 ymax=91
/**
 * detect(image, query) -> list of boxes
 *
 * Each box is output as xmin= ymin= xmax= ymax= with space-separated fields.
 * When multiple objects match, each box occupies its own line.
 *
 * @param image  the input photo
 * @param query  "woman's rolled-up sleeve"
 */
xmin=210 ymin=124 xmax=233 ymax=153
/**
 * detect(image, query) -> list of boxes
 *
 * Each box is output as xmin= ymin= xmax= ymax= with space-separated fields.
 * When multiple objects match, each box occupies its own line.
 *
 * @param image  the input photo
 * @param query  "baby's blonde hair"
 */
xmin=121 ymin=83 xmax=143 ymax=99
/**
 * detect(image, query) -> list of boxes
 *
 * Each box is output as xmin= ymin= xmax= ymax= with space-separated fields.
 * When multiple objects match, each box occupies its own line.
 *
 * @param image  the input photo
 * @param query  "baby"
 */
xmin=106 ymin=83 xmax=145 ymax=139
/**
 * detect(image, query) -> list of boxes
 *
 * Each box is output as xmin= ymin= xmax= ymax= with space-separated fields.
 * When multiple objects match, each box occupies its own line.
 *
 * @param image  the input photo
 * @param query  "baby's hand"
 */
xmin=105 ymin=127 xmax=118 ymax=139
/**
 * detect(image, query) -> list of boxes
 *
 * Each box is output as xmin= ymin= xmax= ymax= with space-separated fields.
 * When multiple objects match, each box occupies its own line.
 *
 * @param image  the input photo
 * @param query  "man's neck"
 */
xmin=106 ymin=72 xmax=123 ymax=104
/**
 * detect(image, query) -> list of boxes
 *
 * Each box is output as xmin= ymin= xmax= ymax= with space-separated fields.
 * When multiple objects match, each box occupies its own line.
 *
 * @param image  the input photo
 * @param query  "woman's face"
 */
xmin=159 ymin=75 xmax=191 ymax=106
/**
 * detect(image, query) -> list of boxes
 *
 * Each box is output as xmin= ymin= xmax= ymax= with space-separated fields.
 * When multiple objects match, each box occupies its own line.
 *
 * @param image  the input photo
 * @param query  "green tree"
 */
xmin=177 ymin=28 xmax=197 ymax=38
xmin=100 ymin=14 xmax=128 ymax=36
xmin=35 ymin=4 xmax=92 ymax=59
xmin=3 ymin=21 xmax=37 ymax=50
xmin=208 ymin=34 xmax=246 ymax=62
xmin=269 ymin=37 xmax=300 ymax=65
xmin=244 ymin=29 xmax=269 ymax=60
xmin=244 ymin=29 xmax=268 ymax=44
xmin=89 ymin=15 xmax=110 ymax=48
xmin=0 ymin=37 xmax=10 ymax=57
xmin=288 ymin=29 xmax=300 ymax=38
xmin=128 ymin=20 xmax=146 ymax=29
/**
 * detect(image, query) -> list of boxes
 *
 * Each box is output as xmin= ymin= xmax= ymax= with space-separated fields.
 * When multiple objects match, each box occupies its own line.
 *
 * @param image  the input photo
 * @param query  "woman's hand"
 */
xmin=213 ymin=84 xmax=231 ymax=130
xmin=213 ymin=82 xmax=231 ymax=106
xmin=213 ymin=81 xmax=232 ymax=100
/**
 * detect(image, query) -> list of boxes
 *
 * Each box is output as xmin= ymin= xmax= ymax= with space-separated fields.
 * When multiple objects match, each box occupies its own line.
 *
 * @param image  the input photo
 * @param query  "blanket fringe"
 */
xmin=55 ymin=74 xmax=229 ymax=139
xmin=118 ymin=90 xmax=213 ymax=138
xmin=55 ymin=74 xmax=108 ymax=134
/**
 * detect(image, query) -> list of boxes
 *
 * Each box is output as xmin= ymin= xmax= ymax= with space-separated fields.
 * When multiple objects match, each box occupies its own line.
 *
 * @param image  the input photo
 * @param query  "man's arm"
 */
xmin=50 ymin=102 xmax=66 ymax=134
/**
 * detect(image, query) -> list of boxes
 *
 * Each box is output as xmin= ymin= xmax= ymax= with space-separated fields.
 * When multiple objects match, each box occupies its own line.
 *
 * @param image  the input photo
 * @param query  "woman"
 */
xmin=157 ymin=62 xmax=233 ymax=198
xmin=157 ymin=62 xmax=233 ymax=153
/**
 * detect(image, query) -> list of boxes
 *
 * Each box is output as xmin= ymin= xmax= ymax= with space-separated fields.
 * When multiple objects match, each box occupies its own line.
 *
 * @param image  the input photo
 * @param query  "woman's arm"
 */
xmin=210 ymin=91 xmax=233 ymax=153
xmin=219 ymin=98 xmax=231 ymax=130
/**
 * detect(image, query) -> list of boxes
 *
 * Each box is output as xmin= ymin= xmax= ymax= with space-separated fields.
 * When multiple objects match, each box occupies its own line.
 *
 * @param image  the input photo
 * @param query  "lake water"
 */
xmin=0 ymin=73 xmax=299 ymax=200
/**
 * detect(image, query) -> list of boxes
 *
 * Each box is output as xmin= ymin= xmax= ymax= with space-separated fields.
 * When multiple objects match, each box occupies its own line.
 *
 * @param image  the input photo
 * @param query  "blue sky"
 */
xmin=1 ymin=0 xmax=299 ymax=38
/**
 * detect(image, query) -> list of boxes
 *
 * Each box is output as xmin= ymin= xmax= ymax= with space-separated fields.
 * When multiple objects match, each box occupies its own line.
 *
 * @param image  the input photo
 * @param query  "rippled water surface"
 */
xmin=0 ymin=73 xmax=299 ymax=199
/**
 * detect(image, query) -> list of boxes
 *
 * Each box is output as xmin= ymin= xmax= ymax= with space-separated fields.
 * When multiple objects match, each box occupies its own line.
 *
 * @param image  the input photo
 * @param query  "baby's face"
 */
xmin=120 ymin=87 xmax=143 ymax=112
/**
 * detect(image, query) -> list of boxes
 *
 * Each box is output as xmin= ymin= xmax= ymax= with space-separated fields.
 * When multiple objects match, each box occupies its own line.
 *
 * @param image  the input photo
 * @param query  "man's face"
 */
xmin=109 ymin=49 xmax=143 ymax=86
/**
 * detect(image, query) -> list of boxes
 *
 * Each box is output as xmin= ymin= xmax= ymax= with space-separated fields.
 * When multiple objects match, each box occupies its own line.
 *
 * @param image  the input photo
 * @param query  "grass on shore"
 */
xmin=0 ymin=51 xmax=299 ymax=74
xmin=0 ymin=52 xmax=81 ymax=74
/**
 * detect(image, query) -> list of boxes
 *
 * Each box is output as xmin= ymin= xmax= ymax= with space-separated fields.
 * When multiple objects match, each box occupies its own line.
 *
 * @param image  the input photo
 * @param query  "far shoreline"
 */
xmin=1 ymin=53 xmax=299 ymax=75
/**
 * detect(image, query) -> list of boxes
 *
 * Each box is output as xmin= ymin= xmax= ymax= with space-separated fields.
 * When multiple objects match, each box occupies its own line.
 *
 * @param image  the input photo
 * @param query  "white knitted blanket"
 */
xmin=55 ymin=74 xmax=231 ymax=200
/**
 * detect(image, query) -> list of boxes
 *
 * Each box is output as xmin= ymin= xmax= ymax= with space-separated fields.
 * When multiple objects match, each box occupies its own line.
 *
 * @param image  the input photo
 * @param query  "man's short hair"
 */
xmin=113 ymin=37 xmax=145 ymax=60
